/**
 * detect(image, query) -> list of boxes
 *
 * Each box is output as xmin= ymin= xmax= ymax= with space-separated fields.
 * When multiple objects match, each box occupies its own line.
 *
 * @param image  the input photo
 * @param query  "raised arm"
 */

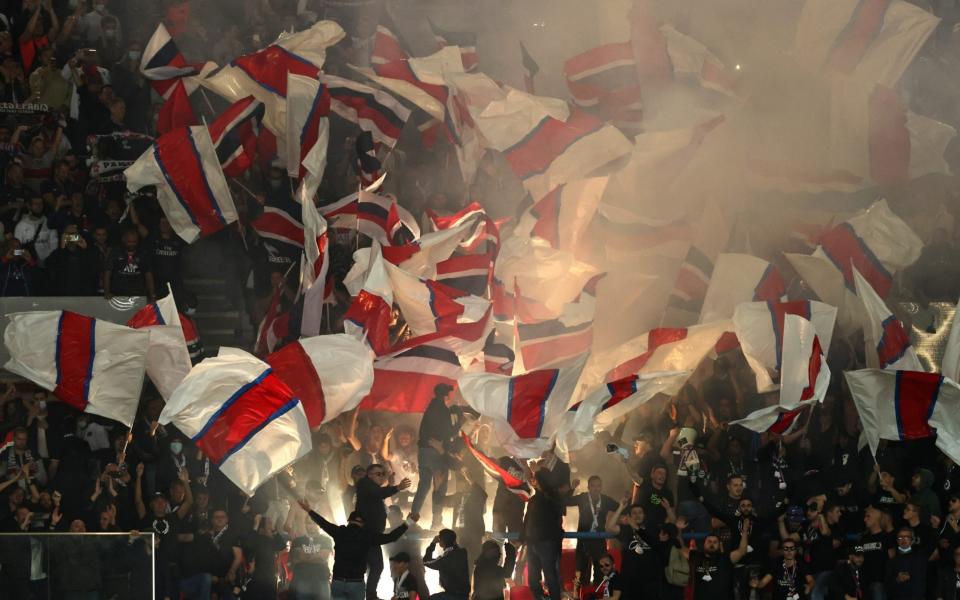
xmin=730 ymin=519 xmax=752 ymax=565
xmin=134 ymin=462 xmax=146 ymax=520
xmin=175 ymin=468 xmax=193 ymax=519
xmin=605 ymin=495 xmax=628 ymax=534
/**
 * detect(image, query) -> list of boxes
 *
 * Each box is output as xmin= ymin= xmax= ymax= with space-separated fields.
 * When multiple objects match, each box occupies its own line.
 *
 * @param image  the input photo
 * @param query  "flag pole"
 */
xmin=199 ymin=88 xmax=217 ymax=118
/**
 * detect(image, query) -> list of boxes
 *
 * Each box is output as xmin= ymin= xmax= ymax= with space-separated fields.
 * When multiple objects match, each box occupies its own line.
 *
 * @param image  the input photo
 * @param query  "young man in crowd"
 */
xmin=423 ymin=528 xmax=470 ymax=600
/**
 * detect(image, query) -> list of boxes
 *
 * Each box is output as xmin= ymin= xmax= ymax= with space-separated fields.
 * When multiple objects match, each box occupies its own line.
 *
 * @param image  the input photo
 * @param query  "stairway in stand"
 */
xmin=181 ymin=233 xmax=252 ymax=356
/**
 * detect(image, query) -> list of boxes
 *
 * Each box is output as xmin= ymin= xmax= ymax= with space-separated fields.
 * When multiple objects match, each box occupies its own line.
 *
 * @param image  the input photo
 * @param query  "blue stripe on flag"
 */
xmin=192 ymin=368 xmax=273 ymax=443
xmin=213 ymin=397 xmax=301 ymax=467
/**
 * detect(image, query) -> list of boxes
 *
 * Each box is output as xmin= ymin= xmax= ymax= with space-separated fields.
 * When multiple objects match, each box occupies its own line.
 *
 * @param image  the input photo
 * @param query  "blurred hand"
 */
xmin=297 ymin=498 xmax=311 ymax=512
xmin=397 ymin=477 xmax=412 ymax=491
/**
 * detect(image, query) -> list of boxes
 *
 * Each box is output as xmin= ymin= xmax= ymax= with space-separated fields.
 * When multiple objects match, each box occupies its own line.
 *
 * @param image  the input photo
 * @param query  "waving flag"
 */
xmin=252 ymin=195 xmax=305 ymax=249
xmin=461 ymin=432 xmax=531 ymax=500
xmin=699 ymin=254 xmax=786 ymax=323
xmin=4 ymin=311 xmax=149 ymax=427
xmin=344 ymin=242 xmax=395 ymax=354
xmin=371 ymin=11 xmax=410 ymax=66
xmin=126 ymin=292 xmax=192 ymax=401
xmin=733 ymin=300 xmax=837 ymax=391
xmin=459 ymin=357 xmax=586 ymax=457
xmin=322 ymin=190 xmax=420 ymax=246
xmin=521 ymin=41 xmax=539 ymax=93
xmin=795 ymin=0 xmax=939 ymax=87
xmin=255 ymin=285 xmax=290 ymax=357
xmin=160 ymin=349 xmax=311 ymax=495
xmin=125 ymin=126 xmax=238 ymax=243
xmin=365 ymin=46 xmax=459 ymax=121
xmin=385 ymin=260 xmax=490 ymax=338
xmin=359 ymin=338 xmax=464 ymax=412
xmin=853 ymin=267 xmax=921 ymax=371
xmin=927 ymin=376 xmax=960 ymax=466
xmin=207 ymin=96 xmax=265 ymax=177
xmin=427 ymin=201 xmax=486 ymax=231
xmin=436 ymin=252 xmax=493 ymax=297
xmin=515 ymin=177 xmax=608 ymax=253
xmin=482 ymin=330 xmax=515 ymax=374
xmin=140 ymin=23 xmax=205 ymax=134
xmin=665 ymin=200 xmax=731 ymax=323
xmin=286 ymin=74 xmax=331 ymax=179
xmin=298 ymin=192 xmax=329 ymax=338
xmin=846 ymin=369 xmax=942 ymax=457
xmin=563 ymin=41 xmax=643 ymax=129
xmin=942 ymin=297 xmax=960 ymax=382
xmin=381 ymin=220 xmax=473 ymax=279
xmin=267 ymin=335 xmax=374 ymax=429
xmin=321 ymin=73 xmax=411 ymax=148
xmin=356 ymin=131 xmax=382 ymax=187
xmin=428 ymin=19 xmax=478 ymax=71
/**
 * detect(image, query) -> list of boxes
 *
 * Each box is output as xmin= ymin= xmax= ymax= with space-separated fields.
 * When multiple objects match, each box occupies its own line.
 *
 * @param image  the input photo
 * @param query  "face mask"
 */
xmin=170 ymin=442 xmax=183 ymax=455
xmin=103 ymin=29 xmax=116 ymax=39
xmin=128 ymin=50 xmax=140 ymax=61
xmin=77 ymin=420 xmax=88 ymax=430
xmin=897 ymin=546 xmax=912 ymax=554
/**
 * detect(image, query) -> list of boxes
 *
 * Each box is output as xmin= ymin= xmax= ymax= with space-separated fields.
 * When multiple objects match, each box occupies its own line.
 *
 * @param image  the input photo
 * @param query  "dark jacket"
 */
xmin=472 ymin=543 xmax=517 ymax=600
xmin=46 ymin=246 xmax=100 ymax=295
xmin=424 ymin=541 xmax=470 ymax=596
xmin=936 ymin=566 xmax=960 ymax=600
xmin=523 ymin=489 xmax=564 ymax=543
xmin=355 ymin=476 xmax=399 ymax=533
xmin=418 ymin=396 xmax=457 ymax=449
xmin=308 ymin=511 xmax=407 ymax=580
xmin=884 ymin=549 xmax=927 ymax=600
xmin=827 ymin=561 xmax=864 ymax=600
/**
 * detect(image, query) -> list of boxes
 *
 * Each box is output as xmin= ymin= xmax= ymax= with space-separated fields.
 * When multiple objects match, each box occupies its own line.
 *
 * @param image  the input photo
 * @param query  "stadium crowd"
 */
xmin=1 ymin=1 xmax=960 ymax=600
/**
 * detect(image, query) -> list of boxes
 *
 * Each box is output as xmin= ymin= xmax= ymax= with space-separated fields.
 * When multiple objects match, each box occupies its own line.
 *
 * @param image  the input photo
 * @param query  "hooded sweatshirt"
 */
xmin=912 ymin=468 xmax=941 ymax=520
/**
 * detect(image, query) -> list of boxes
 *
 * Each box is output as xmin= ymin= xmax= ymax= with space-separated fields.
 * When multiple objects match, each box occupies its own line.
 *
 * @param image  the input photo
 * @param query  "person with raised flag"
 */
xmin=158 ymin=348 xmax=312 ymax=496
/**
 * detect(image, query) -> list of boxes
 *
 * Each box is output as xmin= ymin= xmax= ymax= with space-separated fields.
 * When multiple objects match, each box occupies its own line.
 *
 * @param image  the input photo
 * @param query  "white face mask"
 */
xmin=128 ymin=50 xmax=140 ymax=61
xmin=170 ymin=442 xmax=183 ymax=455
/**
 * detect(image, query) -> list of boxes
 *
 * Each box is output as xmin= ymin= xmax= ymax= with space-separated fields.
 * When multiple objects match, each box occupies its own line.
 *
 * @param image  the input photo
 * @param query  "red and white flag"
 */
xmin=4 ymin=311 xmax=149 ymax=427
xmin=126 ymin=292 xmax=192 ymax=401
xmin=266 ymin=334 xmax=374 ymax=430
xmin=699 ymin=254 xmax=785 ymax=323
xmin=286 ymin=74 xmax=331 ymax=180
xmin=853 ymin=267 xmax=921 ymax=371
xmin=160 ymin=349 xmax=312 ymax=495
xmin=207 ymin=96 xmax=266 ymax=177
xmin=515 ymin=177 xmax=608 ymax=254
xmin=358 ymin=337 xmax=464 ymax=413
xmin=298 ymin=192 xmax=329 ymax=338
xmin=343 ymin=242 xmax=394 ymax=354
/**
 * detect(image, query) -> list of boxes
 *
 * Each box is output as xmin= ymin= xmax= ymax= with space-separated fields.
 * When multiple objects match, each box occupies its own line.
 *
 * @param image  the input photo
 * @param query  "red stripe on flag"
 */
xmin=460 ymin=432 xmax=530 ymax=500
xmin=232 ymin=46 xmax=321 ymax=97
xmin=507 ymin=370 xmax=559 ymax=438
xmin=530 ymin=188 xmax=561 ymax=247
xmin=194 ymin=370 xmax=297 ymax=465
xmin=878 ymin=316 xmax=911 ymax=369
xmin=54 ymin=312 xmax=95 ymax=411
xmin=252 ymin=211 xmax=306 ymax=247
xmin=605 ymin=375 xmax=640 ymax=410
xmin=519 ymin=325 xmax=592 ymax=371
xmin=155 ymin=128 xmax=224 ymax=237
xmin=819 ymin=223 xmax=892 ymax=296
xmin=267 ymin=342 xmax=326 ymax=429
xmin=608 ymin=328 xmax=689 ymax=381
xmin=825 ymin=0 xmax=891 ymax=75
xmin=344 ymin=291 xmax=394 ymax=355
xmin=800 ymin=337 xmax=824 ymax=401
xmin=769 ymin=407 xmax=803 ymax=435
xmin=868 ymin=85 xmax=910 ymax=186
xmin=895 ymin=371 xmax=939 ymax=440
xmin=504 ymin=110 xmax=605 ymax=181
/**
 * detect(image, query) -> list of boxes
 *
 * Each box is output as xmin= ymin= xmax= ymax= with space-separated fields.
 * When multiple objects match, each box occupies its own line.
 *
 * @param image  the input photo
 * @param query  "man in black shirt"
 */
xmin=567 ymin=475 xmax=618 ymax=588
xmin=491 ymin=456 xmax=527 ymax=534
xmin=525 ymin=470 xmax=564 ymax=600
xmin=103 ymin=229 xmax=155 ymax=299
xmin=638 ymin=464 xmax=675 ymax=529
xmin=298 ymin=499 xmax=412 ymax=600
xmin=690 ymin=527 xmax=752 ymax=600
xmin=885 ymin=526 xmax=927 ymax=600
xmin=149 ymin=216 xmax=186 ymax=298
xmin=389 ymin=552 xmax=420 ymax=600
xmin=45 ymin=224 xmax=99 ymax=295
xmin=423 ymin=529 xmax=470 ymax=600
xmin=356 ymin=463 xmax=411 ymax=600
xmin=289 ymin=519 xmax=333 ymax=600
xmin=593 ymin=554 xmax=623 ymax=600
xmin=827 ymin=545 xmax=865 ymax=600
xmin=605 ymin=499 xmax=662 ymax=599
xmin=753 ymin=539 xmax=814 ymax=600
xmin=859 ymin=506 xmax=895 ymax=600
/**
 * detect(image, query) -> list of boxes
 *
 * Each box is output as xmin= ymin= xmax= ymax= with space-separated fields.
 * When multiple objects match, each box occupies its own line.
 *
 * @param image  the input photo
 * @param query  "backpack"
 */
xmin=664 ymin=545 xmax=690 ymax=587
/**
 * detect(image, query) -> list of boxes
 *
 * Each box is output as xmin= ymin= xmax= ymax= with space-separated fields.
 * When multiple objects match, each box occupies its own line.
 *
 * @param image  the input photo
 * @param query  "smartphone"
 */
xmin=13 ymin=249 xmax=23 ymax=257
xmin=66 ymin=234 xmax=80 ymax=242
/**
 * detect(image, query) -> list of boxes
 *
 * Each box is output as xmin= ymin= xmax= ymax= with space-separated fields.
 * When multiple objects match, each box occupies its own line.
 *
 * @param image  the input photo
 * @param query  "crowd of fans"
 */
xmin=0 ymin=1 xmax=959 ymax=600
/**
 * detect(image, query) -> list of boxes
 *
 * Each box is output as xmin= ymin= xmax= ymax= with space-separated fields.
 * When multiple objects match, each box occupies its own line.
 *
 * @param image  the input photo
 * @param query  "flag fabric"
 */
xmin=286 ymin=74 xmax=331 ymax=179
xmin=207 ymin=96 xmax=266 ymax=177
xmin=853 ymin=267 xmax=922 ymax=371
xmin=364 ymin=46 xmax=460 ymax=122
xmin=656 ymin=25 xmax=740 ymax=97
xmin=140 ymin=24 xmax=207 ymax=135
xmin=385 ymin=259 xmax=490 ymax=338
xmin=460 ymin=432 xmax=532 ymax=500
xmin=458 ymin=357 xmax=586 ymax=457
xmin=381 ymin=220 xmax=473 ymax=279
xmin=482 ymin=330 xmax=515 ymax=374
xmin=732 ymin=300 xmax=837 ymax=391
xmin=845 ymin=369 xmax=943 ymax=457
xmin=515 ymin=177 xmax=608 ymax=253
xmin=252 ymin=194 xmax=305 ymax=249
xmin=359 ymin=338 xmax=464 ymax=412
xmin=321 ymin=73 xmax=411 ymax=149
xmin=777 ymin=314 xmax=832 ymax=408
xmin=125 ymin=126 xmax=239 ymax=244
xmin=436 ymin=252 xmax=494 ymax=297
xmin=794 ymin=0 xmax=939 ymax=87
xmin=266 ymin=335 xmax=374 ymax=430
xmin=699 ymin=254 xmax=786 ymax=323
xmin=426 ymin=201 xmax=486 ymax=231
xmin=356 ymin=131 xmax=382 ymax=187
xmin=4 ymin=311 xmax=149 ymax=427
xmin=159 ymin=349 xmax=312 ymax=495
xmin=927 ymin=376 xmax=960 ymax=467
xmin=942 ymin=296 xmax=960 ymax=382
xmin=728 ymin=403 xmax=812 ymax=436
xmin=255 ymin=285 xmax=288 ymax=357
xmin=665 ymin=200 xmax=731 ymax=321
xmin=371 ymin=11 xmax=410 ymax=67
xmin=126 ymin=292 xmax=192 ymax=402
xmin=343 ymin=242 xmax=395 ymax=355
xmin=563 ymin=41 xmax=643 ymax=128
xmin=520 ymin=42 xmax=539 ymax=93
xmin=322 ymin=191 xmax=420 ymax=246
xmin=428 ymin=19 xmax=478 ymax=71
xmin=201 ymin=21 xmax=344 ymax=133
xmin=298 ymin=194 xmax=330 ymax=338
xmin=156 ymin=80 xmax=198 ymax=135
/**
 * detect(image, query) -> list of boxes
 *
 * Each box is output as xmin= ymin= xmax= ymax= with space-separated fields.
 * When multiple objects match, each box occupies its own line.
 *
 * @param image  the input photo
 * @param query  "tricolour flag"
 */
xmin=460 ymin=432 xmax=531 ymax=500
xmin=140 ymin=23 xmax=205 ymax=134
xmin=322 ymin=190 xmax=420 ymax=246
xmin=853 ymin=267 xmax=921 ymax=371
xmin=298 ymin=192 xmax=329 ymax=338
xmin=520 ymin=42 xmax=539 ymax=93
xmin=386 ymin=260 xmax=490 ymax=338
xmin=428 ymin=18 xmax=478 ymax=72
xmin=207 ymin=96 xmax=266 ymax=177
xmin=159 ymin=349 xmax=312 ymax=495
xmin=426 ymin=201 xmax=486 ymax=232
xmin=458 ymin=357 xmax=586 ymax=457
xmin=125 ymin=126 xmax=238 ymax=243
xmin=126 ymin=292 xmax=192 ymax=402
xmin=266 ymin=335 xmax=374 ymax=430
xmin=343 ymin=241 xmax=394 ymax=355
xmin=845 ymin=369 xmax=942 ymax=457
xmin=381 ymin=220 xmax=473 ymax=279
xmin=358 ymin=338 xmax=464 ymax=412
xmin=563 ymin=41 xmax=643 ymax=128
xmin=699 ymin=254 xmax=786 ymax=323
xmin=252 ymin=195 xmax=305 ymax=249
xmin=515 ymin=177 xmax=608 ymax=253
xmin=286 ymin=74 xmax=331 ymax=179
xmin=4 ymin=311 xmax=149 ymax=427
xmin=665 ymin=200 xmax=731 ymax=322
xmin=794 ymin=0 xmax=939 ymax=87
xmin=321 ymin=73 xmax=411 ymax=149
xmin=371 ymin=11 xmax=410 ymax=66
xmin=436 ymin=252 xmax=493 ymax=297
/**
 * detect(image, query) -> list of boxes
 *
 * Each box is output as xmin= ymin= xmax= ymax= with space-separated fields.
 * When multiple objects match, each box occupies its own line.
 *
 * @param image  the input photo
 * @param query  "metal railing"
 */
xmin=0 ymin=531 xmax=155 ymax=600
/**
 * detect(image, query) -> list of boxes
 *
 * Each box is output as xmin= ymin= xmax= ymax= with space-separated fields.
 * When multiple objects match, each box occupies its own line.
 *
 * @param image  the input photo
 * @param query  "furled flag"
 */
xmin=520 ymin=41 xmax=539 ymax=94
xmin=664 ymin=199 xmax=731 ymax=324
xmin=731 ymin=314 xmax=832 ymax=433
xmin=140 ymin=23 xmax=207 ymax=134
xmin=125 ymin=126 xmax=239 ymax=243
xmin=126 ymin=291 xmax=192 ymax=402
xmin=853 ymin=267 xmax=922 ymax=371
xmin=512 ymin=275 xmax=602 ymax=374
xmin=4 ymin=311 xmax=149 ymax=427
xmin=558 ymin=370 xmax=690 ymax=457
xmin=458 ymin=357 xmax=586 ymax=457
xmin=321 ymin=73 xmax=411 ymax=149
xmin=794 ymin=0 xmax=939 ymax=88
xmin=252 ymin=195 xmax=305 ymax=249
xmin=515 ymin=177 xmax=608 ymax=254
xmin=698 ymin=254 xmax=785 ymax=324
xmin=255 ymin=284 xmax=290 ymax=357
xmin=298 ymin=192 xmax=329 ymax=338
xmin=207 ymin=96 xmax=266 ymax=177
xmin=286 ymin=74 xmax=331 ymax=179
xmin=343 ymin=241 xmax=394 ymax=354
xmin=159 ymin=349 xmax=312 ymax=495
xmin=845 ymin=369 xmax=943 ymax=458
xmin=201 ymin=21 xmax=345 ymax=133
xmin=266 ymin=335 xmax=374 ymax=429
xmin=460 ymin=431 xmax=532 ymax=500
xmin=359 ymin=337 xmax=464 ymax=412
xmin=732 ymin=300 xmax=837 ymax=392
xmin=428 ymin=18 xmax=478 ymax=71
xmin=321 ymin=190 xmax=420 ymax=246
xmin=563 ymin=41 xmax=643 ymax=130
